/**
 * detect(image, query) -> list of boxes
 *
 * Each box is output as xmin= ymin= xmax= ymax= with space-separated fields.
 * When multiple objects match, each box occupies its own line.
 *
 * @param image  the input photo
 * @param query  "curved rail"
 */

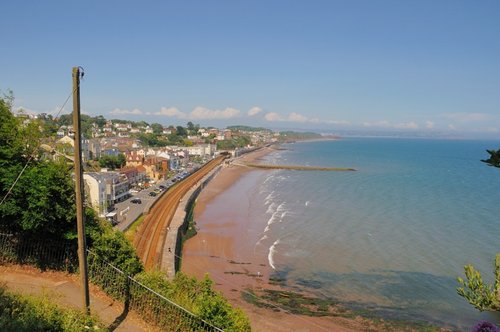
xmin=134 ymin=156 xmax=225 ymax=270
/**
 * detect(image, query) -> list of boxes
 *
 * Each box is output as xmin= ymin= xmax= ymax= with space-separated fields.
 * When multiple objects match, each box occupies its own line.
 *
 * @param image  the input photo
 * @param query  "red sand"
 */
xmin=182 ymin=148 xmax=373 ymax=331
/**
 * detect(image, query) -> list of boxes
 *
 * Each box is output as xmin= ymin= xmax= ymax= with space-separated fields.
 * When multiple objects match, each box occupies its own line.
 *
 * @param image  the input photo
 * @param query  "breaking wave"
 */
xmin=268 ymin=239 xmax=280 ymax=270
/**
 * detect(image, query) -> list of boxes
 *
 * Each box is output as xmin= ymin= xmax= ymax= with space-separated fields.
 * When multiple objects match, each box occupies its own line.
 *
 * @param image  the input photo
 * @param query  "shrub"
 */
xmin=0 ymin=285 xmax=105 ymax=331
xmin=457 ymin=254 xmax=500 ymax=312
xmin=135 ymin=270 xmax=251 ymax=331
xmin=87 ymin=218 xmax=143 ymax=276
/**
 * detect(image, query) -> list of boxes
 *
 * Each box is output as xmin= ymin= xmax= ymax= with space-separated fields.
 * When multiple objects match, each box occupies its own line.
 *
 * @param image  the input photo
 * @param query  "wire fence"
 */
xmin=87 ymin=250 xmax=223 ymax=331
xmin=0 ymin=233 xmax=223 ymax=332
xmin=0 ymin=233 xmax=78 ymax=271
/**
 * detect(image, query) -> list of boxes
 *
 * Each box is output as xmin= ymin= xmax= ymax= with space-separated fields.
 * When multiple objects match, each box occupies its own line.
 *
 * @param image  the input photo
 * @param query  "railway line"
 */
xmin=134 ymin=155 xmax=226 ymax=270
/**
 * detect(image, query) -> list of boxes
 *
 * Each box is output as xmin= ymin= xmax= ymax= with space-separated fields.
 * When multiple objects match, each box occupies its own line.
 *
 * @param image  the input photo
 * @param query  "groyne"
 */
xmin=243 ymin=163 xmax=356 ymax=171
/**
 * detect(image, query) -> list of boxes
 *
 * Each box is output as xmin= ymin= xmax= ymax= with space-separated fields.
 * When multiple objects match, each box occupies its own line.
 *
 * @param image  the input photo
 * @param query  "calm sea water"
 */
xmin=247 ymin=138 xmax=500 ymax=329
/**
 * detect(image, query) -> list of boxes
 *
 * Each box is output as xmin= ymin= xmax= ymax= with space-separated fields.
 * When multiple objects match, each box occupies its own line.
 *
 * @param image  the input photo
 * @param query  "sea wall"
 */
xmin=161 ymin=165 xmax=222 ymax=279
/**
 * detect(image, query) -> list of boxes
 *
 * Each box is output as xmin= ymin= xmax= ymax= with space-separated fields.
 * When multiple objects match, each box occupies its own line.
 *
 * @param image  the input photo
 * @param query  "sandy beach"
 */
xmin=181 ymin=147 xmax=374 ymax=332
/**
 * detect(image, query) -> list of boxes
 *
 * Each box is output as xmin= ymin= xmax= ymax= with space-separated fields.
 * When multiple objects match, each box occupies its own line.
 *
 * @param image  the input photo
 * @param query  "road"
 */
xmin=134 ymin=156 xmax=225 ymax=270
xmin=113 ymin=179 xmax=172 ymax=232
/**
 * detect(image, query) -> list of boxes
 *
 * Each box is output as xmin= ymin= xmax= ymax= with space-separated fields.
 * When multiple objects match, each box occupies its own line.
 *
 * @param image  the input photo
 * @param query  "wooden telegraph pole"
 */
xmin=72 ymin=66 xmax=90 ymax=313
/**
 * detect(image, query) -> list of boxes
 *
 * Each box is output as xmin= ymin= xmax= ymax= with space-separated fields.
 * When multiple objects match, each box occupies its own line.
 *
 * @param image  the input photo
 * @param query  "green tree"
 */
xmin=80 ymin=114 xmax=94 ymax=138
xmin=0 ymin=95 xmax=77 ymax=240
xmin=176 ymin=126 xmax=187 ymax=137
xmin=37 ymin=114 xmax=59 ymax=137
xmin=482 ymin=149 xmax=500 ymax=168
xmin=216 ymin=135 xmax=251 ymax=150
xmin=151 ymin=123 xmax=163 ymax=135
xmin=117 ymin=153 xmax=126 ymax=167
xmin=187 ymin=122 xmax=200 ymax=135
xmin=136 ymin=133 xmax=168 ymax=147
xmin=456 ymin=151 xmax=500 ymax=312
xmin=94 ymin=115 xmax=106 ymax=128
xmin=0 ymin=97 xmax=23 ymax=166
xmin=87 ymin=218 xmax=142 ymax=276
xmin=457 ymin=254 xmax=500 ymax=312
xmin=57 ymin=113 xmax=72 ymax=126
xmin=167 ymin=133 xmax=183 ymax=145
xmin=98 ymin=154 xmax=126 ymax=170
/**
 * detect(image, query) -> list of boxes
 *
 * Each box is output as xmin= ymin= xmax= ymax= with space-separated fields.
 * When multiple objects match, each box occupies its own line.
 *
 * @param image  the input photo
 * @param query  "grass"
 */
xmin=0 ymin=285 xmax=105 ymax=331
xmin=176 ymin=199 xmax=198 ymax=271
xmin=124 ymin=214 xmax=145 ymax=243
xmin=182 ymin=200 xmax=198 ymax=241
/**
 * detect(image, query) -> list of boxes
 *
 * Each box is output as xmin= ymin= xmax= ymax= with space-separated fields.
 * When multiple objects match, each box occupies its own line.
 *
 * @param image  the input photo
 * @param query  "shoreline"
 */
xmin=181 ymin=146 xmax=375 ymax=331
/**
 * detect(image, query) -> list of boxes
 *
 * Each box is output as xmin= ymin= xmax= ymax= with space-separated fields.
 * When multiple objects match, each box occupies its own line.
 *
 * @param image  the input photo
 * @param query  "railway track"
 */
xmin=134 ymin=156 xmax=225 ymax=270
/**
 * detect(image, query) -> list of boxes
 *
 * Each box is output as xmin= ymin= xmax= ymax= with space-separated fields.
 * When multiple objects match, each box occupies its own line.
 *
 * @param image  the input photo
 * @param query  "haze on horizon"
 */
xmin=1 ymin=1 xmax=500 ymax=138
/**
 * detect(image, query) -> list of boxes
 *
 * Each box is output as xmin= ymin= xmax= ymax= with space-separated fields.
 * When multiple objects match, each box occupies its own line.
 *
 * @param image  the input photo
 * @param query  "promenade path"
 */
xmin=0 ymin=265 xmax=160 ymax=332
xmin=134 ymin=156 xmax=225 ymax=271
xmin=161 ymin=164 xmax=222 ymax=279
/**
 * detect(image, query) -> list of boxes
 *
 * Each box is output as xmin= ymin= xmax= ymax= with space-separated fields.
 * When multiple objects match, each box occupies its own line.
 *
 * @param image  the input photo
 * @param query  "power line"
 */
xmin=53 ymin=85 xmax=76 ymax=120
xmin=0 ymin=83 xmax=79 ymax=207
xmin=130 ymin=227 xmax=330 ymax=331
xmin=169 ymin=249 xmax=331 ymax=332
xmin=0 ymin=161 xmax=32 ymax=206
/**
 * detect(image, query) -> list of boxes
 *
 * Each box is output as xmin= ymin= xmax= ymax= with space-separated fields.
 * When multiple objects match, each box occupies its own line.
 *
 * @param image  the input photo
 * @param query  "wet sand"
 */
xmin=181 ymin=147 xmax=369 ymax=332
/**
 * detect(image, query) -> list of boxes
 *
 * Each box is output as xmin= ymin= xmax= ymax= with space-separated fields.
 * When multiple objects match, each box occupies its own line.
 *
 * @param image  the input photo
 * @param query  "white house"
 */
xmin=84 ymin=172 xmax=130 ymax=216
xmin=186 ymin=144 xmax=216 ymax=157
xmin=83 ymin=173 xmax=108 ymax=216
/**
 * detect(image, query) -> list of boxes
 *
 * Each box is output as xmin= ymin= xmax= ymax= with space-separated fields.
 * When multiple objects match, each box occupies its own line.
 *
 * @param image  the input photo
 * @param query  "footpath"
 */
xmin=0 ymin=265 xmax=159 ymax=332
xmin=161 ymin=164 xmax=222 ymax=279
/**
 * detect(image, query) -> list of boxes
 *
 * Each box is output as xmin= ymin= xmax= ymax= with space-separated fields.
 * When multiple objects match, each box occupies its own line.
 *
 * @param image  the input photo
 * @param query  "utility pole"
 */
xmin=72 ymin=66 xmax=90 ymax=313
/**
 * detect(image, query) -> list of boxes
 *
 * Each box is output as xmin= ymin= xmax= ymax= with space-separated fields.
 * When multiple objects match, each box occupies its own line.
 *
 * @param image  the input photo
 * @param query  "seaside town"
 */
xmin=20 ymin=111 xmax=283 ymax=225
xmin=3 ymin=103 xmax=499 ymax=331
xmin=2 ymin=2 xmax=499 ymax=332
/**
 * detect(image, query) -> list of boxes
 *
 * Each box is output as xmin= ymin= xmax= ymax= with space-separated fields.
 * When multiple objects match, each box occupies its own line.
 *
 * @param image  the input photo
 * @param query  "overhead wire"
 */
xmin=0 ymin=77 xmax=81 ymax=206
xmin=0 ymin=72 xmax=334 ymax=330
xmin=130 ymin=222 xmax=331 ymax=331
xmin=169 ymin=248 xmax=332 ymax=332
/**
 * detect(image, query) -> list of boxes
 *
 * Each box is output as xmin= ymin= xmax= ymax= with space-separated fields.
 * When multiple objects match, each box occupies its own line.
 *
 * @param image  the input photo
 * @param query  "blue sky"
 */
xmin=1 ymin=1 xmax=500 ymax=137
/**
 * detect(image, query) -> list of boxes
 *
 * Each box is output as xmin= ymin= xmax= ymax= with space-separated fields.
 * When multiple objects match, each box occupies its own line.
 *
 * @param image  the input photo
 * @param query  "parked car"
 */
xmin=131 ymin=198 xmax=142 ymax=204
xmin=159 ymin=185 xmax=166 ymax=190
xmin=149 ymin=192 xmax=157 ymax=197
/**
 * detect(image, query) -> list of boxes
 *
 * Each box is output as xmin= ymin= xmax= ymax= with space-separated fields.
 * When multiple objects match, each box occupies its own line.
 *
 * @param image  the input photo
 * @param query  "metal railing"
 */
xmin=0 ymin=233 xmax=77 ymax=271
xmin=87 ymin=250 xmax=223 ymax=332
xmin=0 ymin=233 xmax=223 ymax=332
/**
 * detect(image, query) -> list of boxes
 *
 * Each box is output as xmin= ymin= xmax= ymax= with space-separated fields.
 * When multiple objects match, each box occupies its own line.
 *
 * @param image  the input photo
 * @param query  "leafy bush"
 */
xmin=216 ymin=136 xmax=251 ymax=150
xmin=0 ymin=285 xmax=105 ymax=331
xmin=135 ymin=271 xmax=251 ymax=331
xmin=98 ymin=154 xmax=126 ymax=170
xmin=0 ymin=97 xmax=77 ymax=240
xmin=457 ymin=254 xmax=500 ymax=312
xmin=87 ymin=218 xmax=143 ymax=276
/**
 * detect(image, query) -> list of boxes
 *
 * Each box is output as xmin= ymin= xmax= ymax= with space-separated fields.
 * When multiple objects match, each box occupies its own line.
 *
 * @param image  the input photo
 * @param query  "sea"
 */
xmin=234 ymin=138 xmax=500 ymax=330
